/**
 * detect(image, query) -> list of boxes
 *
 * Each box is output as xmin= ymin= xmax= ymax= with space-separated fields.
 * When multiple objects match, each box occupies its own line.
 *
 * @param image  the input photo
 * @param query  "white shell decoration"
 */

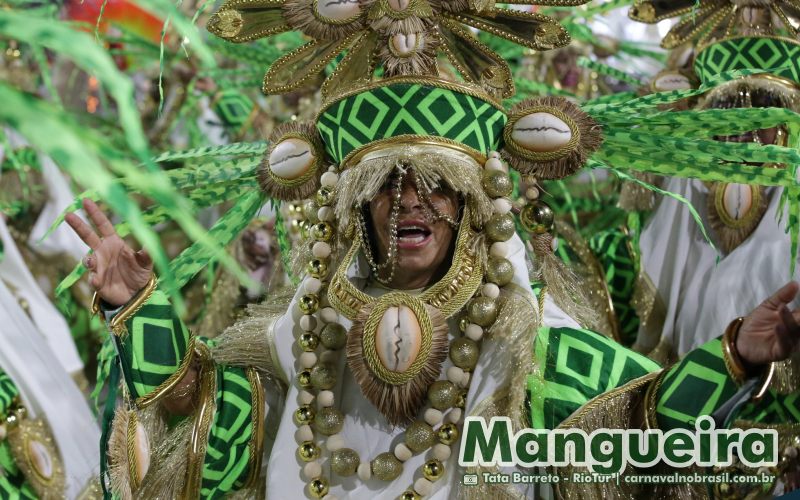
xmin=653 ymin=72 xmax=692 ymax=92
xmin=268 ymin=138 xmax=315 ymax=180
xmin=722 ymin=183 xmax=753 ymax=221
xmin=511 ymin=112 xmax=573 ymax=153
xmin=315 ymin=0 xmax=361 ymax=20
xmin=133 ymin=420 xmax=151 ymax=483
xmin=390 ymin=33 xmax=422 ymax=57
xmin=387 ymin=0 xmax=410 ymax=10
xmin=27 ymin=440 xmax=54 ymax=480
xmin=376 ymin=305 xmax=422 ymax=372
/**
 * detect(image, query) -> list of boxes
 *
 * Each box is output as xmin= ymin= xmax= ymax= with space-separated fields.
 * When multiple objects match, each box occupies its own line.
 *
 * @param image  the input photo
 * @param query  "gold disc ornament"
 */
xmin=7 ymin=416 xmax=65 ymax=499
xmin=707 ymin=182 xmax=768 ymax=253
xmin=346 ymin=292 xmax=449 ymax=425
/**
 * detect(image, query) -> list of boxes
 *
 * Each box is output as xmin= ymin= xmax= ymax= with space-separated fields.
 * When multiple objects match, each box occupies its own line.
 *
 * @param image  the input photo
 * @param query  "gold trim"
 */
xmin=126 ymin=411 xmax=141 ymax=490
xmin=245 ymin=368 xmax=265 ymax=488
xmin=558 ymin=371 xmax=659 ymax=429
xmin=643 ymin=368 xmax=668 ymax=430
xmin=184 ymin=343 xmax=217 ymax=499
xmin=134 ymin=336 xmax=197 ymax=409
xmin=503 ymin=105 xmax=581 ymax=162
xmin=722 ymin=317 xmax=747 ymax=385
xmin=327 ymin=206 xmax=484 ymax=320
xmin=318 ymin=75 xmax=504 ymax=115
xmin=109 ymin=274 xmax=158 ymax=337
xmin=753 ymin=361 xmax=776 ymax=402
xmin=340 ymin=135 xmax=488 ymax=170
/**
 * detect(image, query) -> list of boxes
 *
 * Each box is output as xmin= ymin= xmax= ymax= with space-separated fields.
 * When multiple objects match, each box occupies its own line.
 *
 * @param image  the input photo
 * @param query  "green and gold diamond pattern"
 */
xmin=317 ymin=83 xmax=507 ymax=163
xmin=695 ymin=37 xmax=800 ymax=86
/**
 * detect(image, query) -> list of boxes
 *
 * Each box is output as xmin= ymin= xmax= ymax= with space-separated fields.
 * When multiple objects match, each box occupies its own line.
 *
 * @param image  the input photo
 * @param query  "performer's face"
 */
xmin=367 ymin=171 xmax=460 ymax=289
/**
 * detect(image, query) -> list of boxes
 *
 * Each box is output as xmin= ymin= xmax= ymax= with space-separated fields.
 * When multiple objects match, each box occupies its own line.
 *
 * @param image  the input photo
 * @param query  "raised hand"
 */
xmin=65 ymin=199 xmax=153 ymax=307
xmin=737 ymin=281 xmax=800 ymax=370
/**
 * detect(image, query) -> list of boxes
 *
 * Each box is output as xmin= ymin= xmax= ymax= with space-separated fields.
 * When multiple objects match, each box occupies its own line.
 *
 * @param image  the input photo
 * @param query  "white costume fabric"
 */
xmin=640 ymin=177 xmax=797 ymax=355
xmin=0 ymin=279 xmax=100 ymax=497
xmin=265 ymin=232 xmax=577 ymax=499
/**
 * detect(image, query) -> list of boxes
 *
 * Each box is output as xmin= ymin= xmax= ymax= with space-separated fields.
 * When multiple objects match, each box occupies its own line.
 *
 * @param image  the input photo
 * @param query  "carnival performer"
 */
xmin=67 ymin=0 xmax=800 ymax=498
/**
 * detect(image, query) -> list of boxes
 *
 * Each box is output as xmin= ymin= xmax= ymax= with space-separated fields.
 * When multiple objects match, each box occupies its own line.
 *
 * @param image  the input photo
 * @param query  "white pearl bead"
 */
xmin=296 ymin=425 xmax=314 ymax=443
xmin=300 ymin=314 xmax=318 ymax=332
xmin=424 ymin=408 xmax=443 ymax=426
xmin=299 ymin=352 xmax=318 ymax=369
xmin=482 ymin=283 xmax=500 ymax=300
xmin=551 ymin=237 xmax=559 ymax=252
xmin=317 ymin=206 xmax=334 ymax=222
xmin=320 ymin=350 xmax=338 ymax=364
xmin=447 ymin=408 xmax=463 ymax=423
xmin=447 ymin=367 xmax=464 ymax=384
xmin=485 ymin=158 xmax=504 ymax=171
xmin=320 ymin=307 xmax=338 ymax=323
xmin=304 ymin=278 xmax=323 ymax=295
xmin=492 ymin=198 xmax=512 ymax=214
xmin=321 ymin=172 xmax=339 ymax=187
xmin=327 ymin=434 xmax=345 ymax=451
xmin=312 ymin=242 xmax=332 ymax=259
xmin=526 ymin=187 xmax=540 ymax=200
xmin=465 ymin=324 xmax=484 ymax=341
xmin=460 ymin=372 xmax=471 ymax=388
xmin=357 ymin=462 xmax=372 ymax=481
xmin=394 ymin=443 xmax=413 ymax=462
xmin=298 ymin=390 xmax=315 ymax=405
xmin=489 ymin=242 xmax=509 ymax=258
xmin=488 ymin=151 xmax=500 ymax=159
xmin=318 ymin=390 xmax=335 ymax=407
xmin=303 ymin=461 xmax=322 ymax=480
xmin=415 ymin=478 xmax=433 ymax=496
xmin=432 ymin=443 xmax=451 ymax=461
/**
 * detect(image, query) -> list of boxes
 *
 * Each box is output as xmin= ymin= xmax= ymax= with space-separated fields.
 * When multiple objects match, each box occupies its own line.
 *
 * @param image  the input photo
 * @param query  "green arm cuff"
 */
xmin=104 ymin=282 xmax=194 ymax=407
xmin=528 ymin=325 xmax=660 ymax=430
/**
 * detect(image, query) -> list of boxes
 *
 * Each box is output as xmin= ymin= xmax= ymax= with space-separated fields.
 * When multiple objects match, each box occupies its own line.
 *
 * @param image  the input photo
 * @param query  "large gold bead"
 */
xmin=400 ymin=490 xmax=421 ymax=500
xmin=405 ymin=421 xmax=436 ymax=453
xmin=485 ymin=213 xmax=515 ymax=242
xmin=330 ymin=448 xmax=360 ymax=476
xmin=297 ymin=441 xmax=321 ymax=462
xmin=486 ymin=256 xmax=514 ymax=287
xmin=299 ymin=294 xmax=320 ymax=314
xmin=314 ymin=407 xmax=344 ymax=436
xmin=455 ymin=390 xmax=467 ymax=409
xmin=482 ymin=169 xmax=513 ymax=198
xmin=519 ymin=201 xmax=554 ymax=234
xmin=467 ymin=297 xmax=497 ymax=327
xmin=449 ymin=338 xmax=479 ymax=370
xmin=316 ymin=186 xmax=335 ymax=206
xmin=298 ymin=369 xmax=313 ymax=388
xmin=307 ymin=259 xmax=329 ymax=278
xmin=294 ymin=404 xmax=316 ymax=425
xmin=423 ymin=459 xmax=445 ymax=481
xmin=438 ymin=423 xmax=459 ymax=445
xmin=371 ymin=452 xmax=403 ymax=481
xmin=427 ymin=380 xmax=458 ymax=410
xmin=320 ymin=323 xmax=347 ymax=350
xmin=308 ymin=477 xmax=330 ymax=498
xmin=310 ymin=363 xmax=337 ymax=390
xmin=299 ymin=333 xmax=320 ymax=352
xmin=312 ymin=222 xmax=334 ymax=242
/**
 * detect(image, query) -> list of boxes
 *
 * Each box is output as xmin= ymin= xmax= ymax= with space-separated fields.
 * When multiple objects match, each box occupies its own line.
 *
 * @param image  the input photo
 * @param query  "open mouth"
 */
xmin=396 ymin=220 xmax=432 ymax=248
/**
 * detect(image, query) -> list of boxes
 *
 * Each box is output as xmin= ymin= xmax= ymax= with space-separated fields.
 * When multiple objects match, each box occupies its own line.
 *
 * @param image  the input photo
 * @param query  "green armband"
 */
xmin=107 ymin=276 xmax=195 ymax=407
xmin=528 ymin=325 xmax=660 ymax=430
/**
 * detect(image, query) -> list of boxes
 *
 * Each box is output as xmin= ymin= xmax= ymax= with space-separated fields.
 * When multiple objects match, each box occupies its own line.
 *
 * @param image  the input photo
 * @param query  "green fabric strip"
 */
xmin=695 ymin=37 xmax=800 ymax=86
xmin=200 ymin=366 xmax=254 ymax=498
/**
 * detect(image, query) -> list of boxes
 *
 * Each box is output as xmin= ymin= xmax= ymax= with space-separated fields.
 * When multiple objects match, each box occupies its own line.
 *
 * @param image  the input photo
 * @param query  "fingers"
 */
xmin=776 ymin=306 xmax=800 ymax=357
xmin=83 ymin=198 xmax=117 ymax=239
xmin=765 ymin=281 xmax=800 ymax=309
xmin=83 ymin=254 xmax=96 ymax=270
xmin=65 ymin=213 xmax=101 ymax=250
xmin=134 ymin=249 xmax=153 ymax=269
